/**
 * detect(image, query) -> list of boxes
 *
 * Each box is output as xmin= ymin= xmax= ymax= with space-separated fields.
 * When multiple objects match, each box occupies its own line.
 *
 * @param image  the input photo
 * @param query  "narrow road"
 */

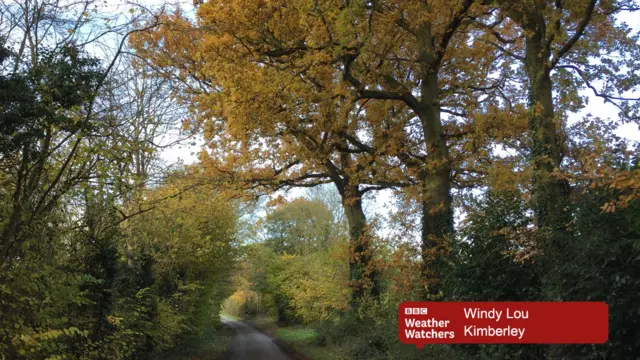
xmin=221 ymin=316 xmax=291 ymax=360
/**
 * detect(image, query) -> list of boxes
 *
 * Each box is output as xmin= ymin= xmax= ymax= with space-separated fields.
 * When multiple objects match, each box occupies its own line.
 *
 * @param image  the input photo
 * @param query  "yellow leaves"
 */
xmin=280 ymin=253 xmax=297 ymax=261
xmin=277 ymin=251 xmax=351 ymax=323
xmin=470 ymin=105 xmax=528 ymax=142
xmin=265 ymin=195 xmax=287 ymax=209
xmin=120 ymin=171 xmax=238 ymax=282
xmin=107 ymin=315 xmax=123 ymax=327
xmin=13 ymin=326 xmax=89 ymax=355
xmin=487 ymin=162 xmax=531 ymax=192
xmin=218 ymin=33 xmax=235 ymax=46
xmin=387 ymin=244 xmax=421 ymax=297
xmin=531 ymin=102 xmax=546 ymax=118
xmin=568 ymin=157 xmax=640 ymax=213
xmin=427 ymin=201 xmax=446 ymax=216
xmin=132 ymin=0 xmax=418 ymax=201
xmin=550 ymin=167 xmax=572 ymax=181
xmin=600 ymin=170 xmax=640 ymax=211
xmin=45 ymin=355 xmax=66 ymax=360
xmin=600 ymin=201 xmax=616 ymax=214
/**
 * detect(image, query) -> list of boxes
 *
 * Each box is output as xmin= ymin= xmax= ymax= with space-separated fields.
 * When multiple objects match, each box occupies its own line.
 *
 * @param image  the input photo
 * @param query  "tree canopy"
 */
xmin=2 ymin=0 xmax=640 ymax=359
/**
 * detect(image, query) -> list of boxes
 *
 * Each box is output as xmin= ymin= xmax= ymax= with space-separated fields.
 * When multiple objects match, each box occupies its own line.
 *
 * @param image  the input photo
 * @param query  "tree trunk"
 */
xmin=524 ymin=19 xmax=573 ymax=360
xmin=524 ymin=20 xmax=572 ymax=296
xmin=0 ymin=148 xmax=30 ymax=265
xmin=418 ymin=71 xmax=454 ymax=299
xmin=341 ymin=184 xmax=380 ymax=307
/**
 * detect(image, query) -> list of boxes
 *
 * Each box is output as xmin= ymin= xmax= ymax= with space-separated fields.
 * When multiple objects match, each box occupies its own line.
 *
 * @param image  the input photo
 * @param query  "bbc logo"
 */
xmin=405 ymin=307 xmax=428 ymax=315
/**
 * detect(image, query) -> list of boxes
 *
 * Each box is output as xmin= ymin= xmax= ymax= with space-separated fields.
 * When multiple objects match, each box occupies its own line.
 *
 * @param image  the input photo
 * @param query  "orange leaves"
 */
xmin=493 ymin=225 xmax=541 ymax=264
xmin=599 ymin=169 xmax=640 ymax=212
xmin=387 ymin=244 xmax=421 ymax=296
xmin=265 ymin=194 xmax=288 ymax=209
xmin=486 ymin=162 xmax=531 ymax=192
xmin=471 ymin=104 xmax=529 ymax=141
xmin=138 ymin=1 xmax=369 ymax=196
xmin=600 ymin=201 xmax=617 ymax=213
xmin=426 ymin=201 xmax=446 ymax=216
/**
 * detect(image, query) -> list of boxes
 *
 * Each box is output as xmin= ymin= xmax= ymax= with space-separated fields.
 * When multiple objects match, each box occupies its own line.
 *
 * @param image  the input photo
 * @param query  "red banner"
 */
xmin=398 ymin=302 xmax=608 ymax=348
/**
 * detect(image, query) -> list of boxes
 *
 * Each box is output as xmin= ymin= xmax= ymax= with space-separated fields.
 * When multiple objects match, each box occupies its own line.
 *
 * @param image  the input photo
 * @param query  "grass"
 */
xmin=275 ymin=327 xmax=318 ymax=344
xmin=277 ymin=326 xmax=350 ymax=360
xmin=246 ymin=316 xmax=350 ymax=360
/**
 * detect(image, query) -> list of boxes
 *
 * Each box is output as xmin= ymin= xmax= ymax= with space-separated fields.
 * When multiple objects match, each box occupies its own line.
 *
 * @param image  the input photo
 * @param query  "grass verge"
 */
xmin=247 ymin=316 xmax=350 ymax=360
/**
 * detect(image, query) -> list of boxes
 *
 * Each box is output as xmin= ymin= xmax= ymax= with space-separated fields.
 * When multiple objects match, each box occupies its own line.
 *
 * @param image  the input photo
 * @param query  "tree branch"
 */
xmin=341 ymin=53 xmax=421 ymax=113
xmin=551 ymin=0 xmax=597 ymax=68
xmin=436 ymin=0 xmax=474 ymax=62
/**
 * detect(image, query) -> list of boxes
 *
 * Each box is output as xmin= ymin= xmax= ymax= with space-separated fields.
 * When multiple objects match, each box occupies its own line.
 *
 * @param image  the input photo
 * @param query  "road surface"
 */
xmin=221 ymin=316 xmax=290 ymax=360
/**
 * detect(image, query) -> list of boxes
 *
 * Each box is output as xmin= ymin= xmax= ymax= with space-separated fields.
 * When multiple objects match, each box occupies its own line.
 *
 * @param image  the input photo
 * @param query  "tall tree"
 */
xmin=131 ymin=0 xmax=513 ymax=301
xmin=479 ymin=0 xmax=640 ymax=303
xmin=327 ymin=0 xmax=507 ymax=296
xmin=129 ymin=4 xmax=432 ymax=303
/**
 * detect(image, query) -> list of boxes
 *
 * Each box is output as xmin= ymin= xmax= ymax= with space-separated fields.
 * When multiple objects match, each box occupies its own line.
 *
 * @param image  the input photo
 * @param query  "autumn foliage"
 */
xmin=2 ymin=0 xmax=640 ymax=359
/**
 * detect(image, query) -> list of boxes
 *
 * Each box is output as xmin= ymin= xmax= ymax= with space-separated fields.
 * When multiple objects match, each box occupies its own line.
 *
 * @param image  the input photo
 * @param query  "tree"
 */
xmin=447 ymin=190 xmax=544 ymax=360
xmin=567 ymin=175 xmax=640 ymax=360
xmin=307 ymin=0 xmax=514 ymax=297
xmin=0 ymin=2 xmax=236 ymax=358
xmin=131 ymin=0 xmax=516 ymax=302
xmin=129 ymin=4 xmax=429 ymax=304
xmin=0 ymin=44 xmax=102 ymax=261
xmin=0 ymin=0 xmax=163 ymax=265
xmin=123 ymin=174 xmax=240 ymax=351
xmin=262 ymin=198 xmax=335 ymax=255
xmin=231 ymin=198 xmax=351 ymax=325
xmin=479 ymin=0 xmax=640 ymax=304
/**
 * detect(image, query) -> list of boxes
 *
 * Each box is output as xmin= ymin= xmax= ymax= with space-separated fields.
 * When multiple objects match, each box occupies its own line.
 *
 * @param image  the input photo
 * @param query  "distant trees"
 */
xmin=262 ymin=198 xmax=335 ymax=255
xmin=229 ymin=196 xmax=350 ymax=325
